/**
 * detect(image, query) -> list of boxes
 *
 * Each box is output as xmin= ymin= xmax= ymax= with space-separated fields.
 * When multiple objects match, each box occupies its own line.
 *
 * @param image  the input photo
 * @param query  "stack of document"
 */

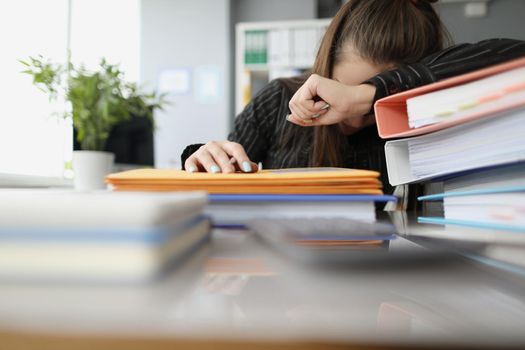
xmin=376 ymin=58 xmax=525 ymax=269
xmin=407 ymin=106 xmax=525 ymax=180
xmin=419 ymin=190 xmax=525 ymax=232
xmin=379 ymin=58 xmax=525 ymax=186
xmin=417 ymin=163 xmax=525 ymax=270
xmin=106 ymin=168 xmax=394 ymax=228
xmin=418 ymin=163 xmax=525 ymax=233
xmin=407 ymin=66 xmax=525 ymax=128
xmin=442 ymin=190 xmax=525 ymax=230
xmin=0 ymin=190 xmax=209 ymax=282
xmin=385 ymin=106 xmax=525 ymax=185
xmin=376 ymin=58 xmax=525 ymax=140
xmin=106 ymin=168 xmax=383 ymax=194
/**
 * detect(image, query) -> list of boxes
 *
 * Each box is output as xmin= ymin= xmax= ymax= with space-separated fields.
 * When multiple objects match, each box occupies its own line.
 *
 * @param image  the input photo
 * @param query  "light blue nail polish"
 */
xmin=311 ymin=113 xmax=321 ymax=118
xmin=242 ymin=161 xmax=251 ymax=173
xmin=211 ymin=165 xmax=220 ymax=173
xmin=188 ymin=165 xmax=197 ymax=173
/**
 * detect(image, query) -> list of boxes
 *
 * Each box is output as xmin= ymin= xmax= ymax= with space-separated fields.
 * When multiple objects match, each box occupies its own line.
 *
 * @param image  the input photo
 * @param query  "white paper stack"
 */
xmin=206 ymin=194 xmax=396 ymax=228
xmin=406 ymin=107 xmax=525 ymax=180
xmin=444 ymin=162 xmax=525 ymax=193
xmin=442 ymin=163 xmax=525 ymax=229
xmin=407 ymin=66 xmax=525 ymax=129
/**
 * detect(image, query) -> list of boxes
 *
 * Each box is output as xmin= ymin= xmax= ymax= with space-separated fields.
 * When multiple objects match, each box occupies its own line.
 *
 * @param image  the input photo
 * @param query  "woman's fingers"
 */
xmin=289 ymin=95 xmax=326 ymax=119
xmin=286 ymin=114 xmax=316 ymax=127
xmin=288 ymin=75 xmax=374 ymax=128
xmin=314 ymin=101 xmax=330 ymax=111
xmin=287 ymin=109 xmax=341 ymax=127
xmin=288 ymin=75 xmax=333 ymax=123
xmin=222 ymin=142 xmax=257 ymax=173
xmin=190 ymin=147 xmax=221 ymax=173
xmin=184 ymin=157 xmax=200 ymax=173
xmin=311 ymin=103 xmax=330 ymax=119
xmin=313 ymin=100 xmax=327 ymax=110
xmin=185 ymin=141 xmax=257 ymax=173
xmin=288 ymin=99 xmax=312 ymax=122
xmin=206 ymin=141 xmax=236 ymax=173
xmin=230 ymin=158 xmax=259 ymax=173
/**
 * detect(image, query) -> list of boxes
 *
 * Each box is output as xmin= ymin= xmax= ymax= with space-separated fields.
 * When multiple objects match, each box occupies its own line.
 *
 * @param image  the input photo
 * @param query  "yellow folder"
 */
xmin=106 ymin=168 xmax=383 ymax=195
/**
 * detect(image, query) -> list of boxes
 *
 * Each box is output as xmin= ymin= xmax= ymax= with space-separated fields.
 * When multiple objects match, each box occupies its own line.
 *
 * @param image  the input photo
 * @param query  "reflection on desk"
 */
xmin=1 ymin=227 xmax=525 ymax=349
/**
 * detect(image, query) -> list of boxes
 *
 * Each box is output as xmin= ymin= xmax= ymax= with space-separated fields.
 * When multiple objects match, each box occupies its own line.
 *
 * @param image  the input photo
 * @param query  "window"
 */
xmin=0 ymin=0 xmax=140 ymax=185
xmin=70 ymin=0 xmax=140 ymax=82
xmin=0 ymin=0 xmax=70 ymax=179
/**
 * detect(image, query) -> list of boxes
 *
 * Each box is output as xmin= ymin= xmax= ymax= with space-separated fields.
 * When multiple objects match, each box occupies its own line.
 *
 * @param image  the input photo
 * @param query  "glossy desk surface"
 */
xmin=1 ymin=223 xmax=525 ymax=349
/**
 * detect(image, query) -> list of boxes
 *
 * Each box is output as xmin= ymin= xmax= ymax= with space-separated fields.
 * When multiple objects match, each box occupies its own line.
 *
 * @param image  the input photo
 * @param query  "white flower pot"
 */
xmin=72 ymin=151 xmax=115 ymax=191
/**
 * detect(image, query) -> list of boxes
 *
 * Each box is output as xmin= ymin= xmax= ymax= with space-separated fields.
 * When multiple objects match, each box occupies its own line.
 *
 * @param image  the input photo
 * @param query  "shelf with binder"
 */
xmin=235 ymin=19 xmax=331 ymax=114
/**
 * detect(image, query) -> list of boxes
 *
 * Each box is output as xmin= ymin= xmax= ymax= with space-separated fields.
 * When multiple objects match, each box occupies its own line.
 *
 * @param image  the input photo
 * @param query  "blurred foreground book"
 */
xmin=0 ymin=190 xmax=209 ymax=283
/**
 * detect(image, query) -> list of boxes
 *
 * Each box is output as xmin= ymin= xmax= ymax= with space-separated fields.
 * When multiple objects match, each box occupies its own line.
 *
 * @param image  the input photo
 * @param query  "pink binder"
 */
xmin=374 ymin=57 xmax=525 ymax=139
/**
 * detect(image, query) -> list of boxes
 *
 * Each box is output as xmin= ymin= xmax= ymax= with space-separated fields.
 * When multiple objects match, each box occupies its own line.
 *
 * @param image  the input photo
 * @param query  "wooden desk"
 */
xmin=1 ymin=228 xmax=525 ymax=349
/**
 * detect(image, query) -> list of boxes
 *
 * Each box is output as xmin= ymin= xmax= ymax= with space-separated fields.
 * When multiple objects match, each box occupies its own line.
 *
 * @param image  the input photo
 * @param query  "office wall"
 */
xmin=313 ymin=1 xmax=525 ymax=43
xmin=436 ymin=0 xmax=525 ymax=43
xmin=141 ymin=0 xmax=316 ymax=169
xmin=141 ymin=0 xmax=231 ymax=169
xmin=231 ymin=0 xmax=316 ymax=23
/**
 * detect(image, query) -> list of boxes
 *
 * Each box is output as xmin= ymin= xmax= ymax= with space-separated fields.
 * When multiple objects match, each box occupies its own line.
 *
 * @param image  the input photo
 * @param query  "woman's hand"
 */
xmin=287 ymin=74 xmax=376 ymax=132
xmin=184 ymin=141 xmax=258 ymax=174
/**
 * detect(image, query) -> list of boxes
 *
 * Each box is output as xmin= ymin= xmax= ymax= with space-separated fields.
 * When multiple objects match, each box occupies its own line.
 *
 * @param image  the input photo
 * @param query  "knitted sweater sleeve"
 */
xmin=365 ymin=38 xmax=525 ymax=102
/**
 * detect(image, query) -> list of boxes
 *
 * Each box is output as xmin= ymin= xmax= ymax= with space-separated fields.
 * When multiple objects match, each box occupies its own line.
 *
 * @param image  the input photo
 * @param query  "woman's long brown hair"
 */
xmin=310 ymin=0 xmax=449 ymax=167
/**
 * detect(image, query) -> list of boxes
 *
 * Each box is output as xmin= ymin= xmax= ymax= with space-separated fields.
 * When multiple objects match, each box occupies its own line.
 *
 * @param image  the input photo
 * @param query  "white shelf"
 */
xmin=235 ymin=19 xmax=331 ymax=115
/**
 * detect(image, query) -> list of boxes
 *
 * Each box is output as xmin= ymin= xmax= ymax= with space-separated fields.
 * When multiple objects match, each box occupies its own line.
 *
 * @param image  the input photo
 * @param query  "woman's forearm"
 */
xmin=351 ymin=83 xmax=376 ymax=117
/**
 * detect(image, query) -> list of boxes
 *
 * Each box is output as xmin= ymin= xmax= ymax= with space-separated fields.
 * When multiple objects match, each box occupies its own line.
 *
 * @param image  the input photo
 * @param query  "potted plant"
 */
xmin=20 ymin=56 xmax=167 ymax=190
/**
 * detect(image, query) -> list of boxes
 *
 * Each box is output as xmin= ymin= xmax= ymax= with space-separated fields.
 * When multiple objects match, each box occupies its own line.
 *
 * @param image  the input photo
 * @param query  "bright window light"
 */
xmin=0 ymin=0 xmax=140 ymax=183
xmin=0 ymin=0 xmax=70 ymax=178
xmin=70 ymin=0 xmax=141 ymax=82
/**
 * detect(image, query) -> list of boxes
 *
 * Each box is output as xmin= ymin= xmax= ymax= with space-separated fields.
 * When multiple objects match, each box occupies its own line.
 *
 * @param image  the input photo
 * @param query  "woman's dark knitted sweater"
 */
xmin=181 ymin=39 xmax=525 ymax=194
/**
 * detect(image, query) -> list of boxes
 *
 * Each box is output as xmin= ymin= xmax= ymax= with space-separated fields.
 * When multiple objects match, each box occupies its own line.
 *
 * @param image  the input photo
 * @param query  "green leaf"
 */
xmin=18 ymin=59 xmax=30 ymax=66
xmin=21 ymin=54 xmax=169 ymax=151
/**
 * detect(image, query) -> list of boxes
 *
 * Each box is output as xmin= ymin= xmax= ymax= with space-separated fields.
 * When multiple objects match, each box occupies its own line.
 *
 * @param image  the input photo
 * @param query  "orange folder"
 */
xmin=374 ymin=57 xmax=525 ymax=139
xmin=106 ymin=168 xmax=384 ymax=194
